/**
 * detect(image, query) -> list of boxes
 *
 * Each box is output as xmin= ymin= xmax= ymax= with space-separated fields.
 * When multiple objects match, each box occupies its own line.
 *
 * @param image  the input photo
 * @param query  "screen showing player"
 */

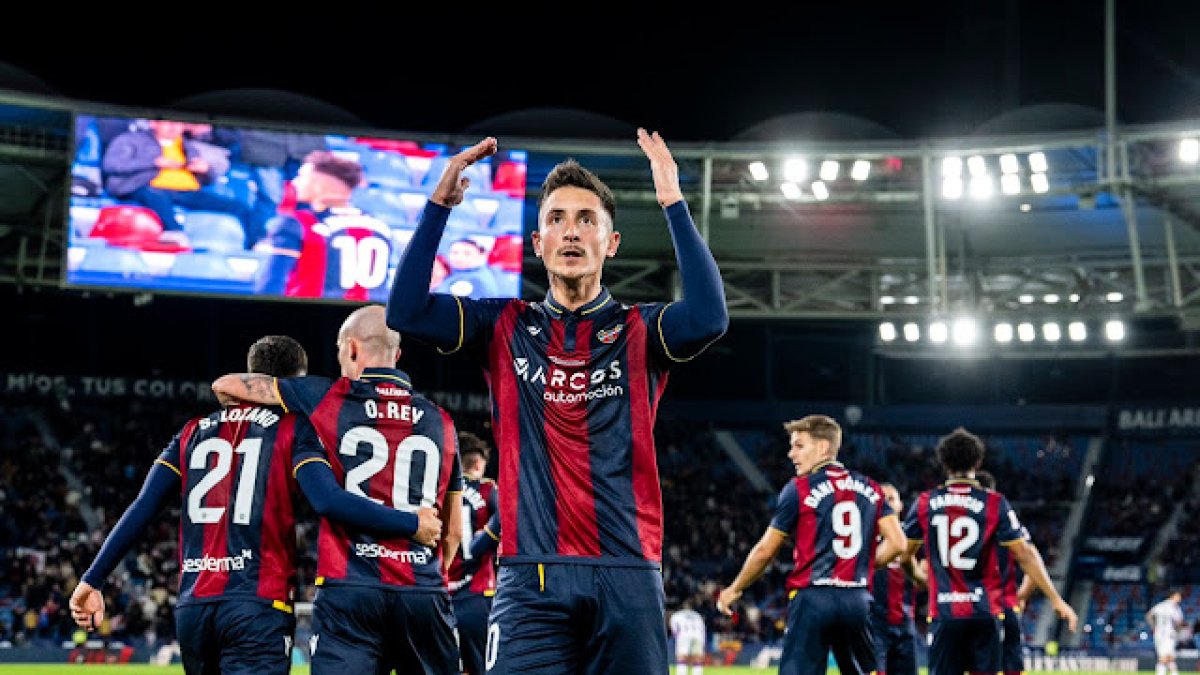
xmin=66 ymin=113 xmax=527 ymax=302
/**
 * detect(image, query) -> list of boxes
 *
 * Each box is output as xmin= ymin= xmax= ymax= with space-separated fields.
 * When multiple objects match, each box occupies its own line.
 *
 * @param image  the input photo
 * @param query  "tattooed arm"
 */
xmin=211 ymin=373 xmax=281 ymax=407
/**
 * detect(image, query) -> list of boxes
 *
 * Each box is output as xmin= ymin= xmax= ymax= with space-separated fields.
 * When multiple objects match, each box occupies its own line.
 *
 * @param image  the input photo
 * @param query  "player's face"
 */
xmin=788 ymin=431 xmax=827 ymax=475
xmin=149 ymin=120 xmax=186 ymax=140
xmin=883 ymin=485 xmax=902 ymax=514
xmin=533 ymin=186 xmax=620 ymax=282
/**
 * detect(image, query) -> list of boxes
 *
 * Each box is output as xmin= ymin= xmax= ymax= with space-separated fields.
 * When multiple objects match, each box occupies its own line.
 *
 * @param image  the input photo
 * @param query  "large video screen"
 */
xmin=66 ymin=114 xmax=527 ymax=302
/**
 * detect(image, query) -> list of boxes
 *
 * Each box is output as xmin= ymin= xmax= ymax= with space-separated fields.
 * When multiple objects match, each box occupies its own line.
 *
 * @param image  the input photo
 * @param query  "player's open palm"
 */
xmin=636 ymin=128 xmax=684 ymax=208
xmin=69 ymin=581 xmax=105 ymax=631
xmin=431 ymin=137 xmax=498 ymax=208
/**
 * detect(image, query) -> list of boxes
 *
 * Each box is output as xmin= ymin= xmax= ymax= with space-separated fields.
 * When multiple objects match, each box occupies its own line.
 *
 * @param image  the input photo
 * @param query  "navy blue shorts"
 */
xmin=485 ymin=562 xmax=668 ymax=675
xmin=780 ymin=587 xmax=875 ymax=675
xmin=928 ymin=616 xmax=1002 ymax=675
xmin=309 ymin=585 xmax=458 ymax=675
xmin=870 ymin=616 xmax=918 ymax=675
xmin=453 ymin=591 xmax=492 ymax=675
xmin=174 ymin=600 xmax=295 ymax=675
xmin=1001 ymin=609 xmax=1025 ymax=673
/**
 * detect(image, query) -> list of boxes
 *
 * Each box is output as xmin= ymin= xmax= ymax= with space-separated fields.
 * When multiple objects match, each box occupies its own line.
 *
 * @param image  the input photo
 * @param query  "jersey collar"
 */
xmin=945 ymin=478 xmax=982 ymax=488
xmin=544 ymin=287 xmax=613 ymax=318
xmin=360 ymin=367 xmax=413 ymax=389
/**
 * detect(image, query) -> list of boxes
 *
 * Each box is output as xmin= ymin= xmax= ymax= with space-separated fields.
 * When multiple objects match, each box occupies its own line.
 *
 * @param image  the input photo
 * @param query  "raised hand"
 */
xmin=636 ymin=128 xmax=684 ymax=208
xmin=69 ymin=581 xmax=106 ymax=632
xmin=430 ymin=137 xmax=498 ymax=208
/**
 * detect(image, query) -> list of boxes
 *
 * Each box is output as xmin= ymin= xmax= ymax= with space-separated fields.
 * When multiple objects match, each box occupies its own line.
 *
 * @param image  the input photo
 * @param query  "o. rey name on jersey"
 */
xmin=903 ymin=480 xmax=1025 ymax=620
xmin=444 ymin=289 xmax=686 ymax=565
xmin=159 ymin=405 xmax=301 ymax=609
xmin=770 ymin=462 xmax=893 ymax=592
xmin=278 ymin=368 xmax=462 ymax=590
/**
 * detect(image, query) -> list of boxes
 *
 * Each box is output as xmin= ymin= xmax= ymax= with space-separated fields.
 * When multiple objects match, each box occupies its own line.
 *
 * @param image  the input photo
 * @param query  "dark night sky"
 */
xmin=3 ymin=1 xmax=1200 ymax=141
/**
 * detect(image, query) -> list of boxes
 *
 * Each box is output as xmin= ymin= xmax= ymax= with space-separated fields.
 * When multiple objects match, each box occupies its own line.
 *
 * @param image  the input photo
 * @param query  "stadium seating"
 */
xmin=88 ymin=205 xmax=164 ymax=249
xmin=182 ymin=211 xmax=246 ymax=253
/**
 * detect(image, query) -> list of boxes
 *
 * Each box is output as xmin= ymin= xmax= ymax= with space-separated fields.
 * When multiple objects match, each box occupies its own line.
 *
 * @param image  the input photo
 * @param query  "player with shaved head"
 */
xmin=213 ymin=305 xmax=465 ymax=673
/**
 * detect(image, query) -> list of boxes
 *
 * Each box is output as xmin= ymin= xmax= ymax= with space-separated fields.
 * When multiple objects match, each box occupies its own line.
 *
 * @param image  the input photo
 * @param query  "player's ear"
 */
xmin=531 ymin=229 xmax=543 ymax=258
xmin=607 ymin=230 xmax=621 ymax=257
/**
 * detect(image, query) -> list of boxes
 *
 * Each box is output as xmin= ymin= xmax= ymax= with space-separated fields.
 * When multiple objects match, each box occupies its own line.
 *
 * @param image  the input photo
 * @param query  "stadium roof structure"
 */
xmin=2 ymin=86 xmax=1200 ymax=333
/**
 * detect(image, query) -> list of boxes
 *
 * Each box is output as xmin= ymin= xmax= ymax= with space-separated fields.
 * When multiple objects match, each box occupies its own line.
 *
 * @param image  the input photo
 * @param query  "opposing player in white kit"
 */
xmin=1147 ymin=589 xmax=1186 ymax=675
xmin=669 ymin=602 xmax=707 ymax=675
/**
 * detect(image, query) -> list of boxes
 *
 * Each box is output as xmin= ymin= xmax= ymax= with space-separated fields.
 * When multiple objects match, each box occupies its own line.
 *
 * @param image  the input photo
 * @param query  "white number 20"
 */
xmin=340 ymin=427 xmax=441 ymax=511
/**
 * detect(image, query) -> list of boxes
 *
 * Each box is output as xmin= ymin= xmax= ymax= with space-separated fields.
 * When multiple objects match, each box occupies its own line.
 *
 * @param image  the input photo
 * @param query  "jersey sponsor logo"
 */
xmin=937 ymin=588 xmax=983 ymax=604
xmin=354 ymin=543 xmax=431 ymax=564
xmin=512 ymin=358 xmax=626 ymax=403
xmin=802 ymin=476 xmax=882 ymax=508
xmin=374 ymin=385 xmax=410 ymax=398
xmin=596 ymin=324 xmax=624 ymax=344
xmin=182 ymin=549 xmax=254 ymax=573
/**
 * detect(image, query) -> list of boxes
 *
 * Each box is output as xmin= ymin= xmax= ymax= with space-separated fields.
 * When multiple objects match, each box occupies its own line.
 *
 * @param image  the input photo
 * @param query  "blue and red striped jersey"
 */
xmin=902 ymin=479 xmax=1025 ymax=620
xmin=277 ymin=367 xmax=463 ymax=590
xmin=158 ymin=404 xmax=306 ymax=609
xmin=440 ymin=289 xmax=688 ymax=566
xmin=260 ymin=206 xmax=394 ymax=302
xmin=769 ymin=462 xmax=894 ymax=592
xmin=871 ymin=562 xmax=916 ymax=625
xmin=447 ymin=477 xmax=499 ymax=596
xmin=996 ymin=524 xmax=1032 ymax=610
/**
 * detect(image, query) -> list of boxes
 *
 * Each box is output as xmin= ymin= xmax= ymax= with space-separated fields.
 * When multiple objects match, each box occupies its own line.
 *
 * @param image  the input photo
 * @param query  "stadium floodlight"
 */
xmin=820 ymin=160 xmax=840 ymax=181
xmin=994 ymin=322 xmax=1014 ymax=343
xmin=904 ymin=295 xmax=920 ymax=305
xmin=1042 ymin=322 xmax=1062 ymax=342
xmin=929 ymin=321 xmax=948 ymax=344
xmin=1069 ymin=293 xmax=1080 ymax=303
xmin=1043 ymin=294 xmax=1060 ymax=304
xmin=880 ymin=295 xmax=896 ymax=305
xmin=1019 ymin=294 xmax=1034 ymax=304
xmin=1030 ymin=172 xmax=1049 ymax=193
xmin=1180 ymin=138 xmax=1200 ymax=164
xmin=748 ymin=161 xmax=770 ymax=181
xmin=851 ymin=160 xmax=871 ymax=181
xmin=811 ymin=181 xmax=830 ymax=201
xmin=999 ymin=153 xmax=1020 ymax=174
xmin=1105 ymin=319 xmax=1125 ymax=341
xmin=879 ymin=322 xmax=897 ymax=342
xmin=1068 ymin=321 xmax=1087 ymax=341
xmin=969 ymin=175 xmax=993 ymax=200
xmin=942 ymin=176 xmax=964 ymax=200
xmin=967 ymin=155 xmax=987 ymax=177
xmin=1000 ymin=174 xmax=1021 ymax=195
xmin=781 ymin=181 xmax=802 ymax=200
xmin=952 ymin=317 xmax=977 ymax=346
xmin=1017 ymin=322 xmax=1036 ymax=342
xmin=1028 ymin=151 xmax=1048 ymax=173
xmin=783 ymin=158 xmax=807 ymax=182
xmin=942 ymin=156 xmax=963 ymax=178
xmin=903 ymin=322 xmax=920 ymax=342
xmin=1106 ymin=291 xmax=1124 ymax=303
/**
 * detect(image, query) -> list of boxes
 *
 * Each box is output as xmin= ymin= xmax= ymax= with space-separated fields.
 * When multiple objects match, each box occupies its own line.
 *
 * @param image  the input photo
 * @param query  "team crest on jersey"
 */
xmin=597 ymin=324 xmax=624 ymax=344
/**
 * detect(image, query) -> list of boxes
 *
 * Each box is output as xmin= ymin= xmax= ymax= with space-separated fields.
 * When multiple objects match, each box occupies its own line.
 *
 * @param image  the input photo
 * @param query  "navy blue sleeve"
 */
xmin=386 ymin=201 xmax=509 ymax=355
xmin=295 ymin=460 xmax=419 ymax=537
xmin=254 ymin=216 xmax=302 ymax=295
xmin=903 ymin=499 xmax=924 ymax=541
xmin=469 ymin=511 xmax=501 ymax=559
xmin=81 ymin=463 xmax=179 ymax=587
xmin=995 ymin=494 xmax=1025 ymax=545
xmin=768 ymin=479 xmax=800 ymax=535
xmin=276 ymin=376 xmax=335 ymax=417
xmin=652 ymin=201 xmax=729 ymax=362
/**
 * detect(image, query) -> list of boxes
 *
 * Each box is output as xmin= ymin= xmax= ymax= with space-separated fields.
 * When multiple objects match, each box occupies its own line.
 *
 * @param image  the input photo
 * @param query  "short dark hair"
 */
xmin=458 ymin=430 xmax=491 ymax=467
xmin=936 ymin=427 xmax=986 ymax=474
xmin=539 ymin=159 xmax=616 ymax=226
xmin=975 ymin=470 xmax=996 ymax=490
xmin=304 ymin=150 xmax=364 ymax=190
xmin=247 ymin=335 xmax=307 ymax=378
